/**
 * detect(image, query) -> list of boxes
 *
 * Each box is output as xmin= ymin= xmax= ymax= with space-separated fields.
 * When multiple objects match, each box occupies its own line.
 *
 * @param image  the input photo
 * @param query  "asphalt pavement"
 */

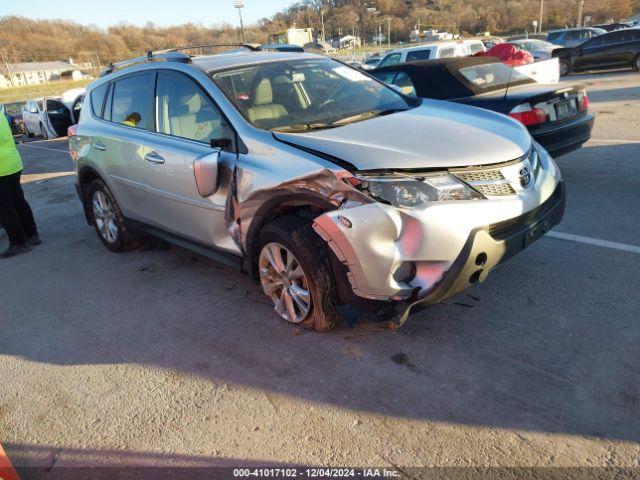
xmin=1 ymin=70 xmax=639 ymax=478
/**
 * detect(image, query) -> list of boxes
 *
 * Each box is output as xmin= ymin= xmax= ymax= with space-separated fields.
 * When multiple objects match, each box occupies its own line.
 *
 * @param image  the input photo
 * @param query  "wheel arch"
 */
xmin=77 ymin=166 xmax=107 ymax=224
xmin=242 ymin=192 xmax=337 ymax=279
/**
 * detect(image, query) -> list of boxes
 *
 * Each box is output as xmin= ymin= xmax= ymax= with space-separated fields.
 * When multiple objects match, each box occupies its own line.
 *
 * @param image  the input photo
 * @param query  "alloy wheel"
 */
xmin=259 ymin=242 xmax=311 ymax=323
xmin=92 ymin=191 xmax=118 ymax=244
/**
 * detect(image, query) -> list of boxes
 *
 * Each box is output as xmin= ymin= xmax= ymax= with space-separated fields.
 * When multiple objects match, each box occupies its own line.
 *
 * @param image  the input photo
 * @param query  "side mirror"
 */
xmin=193 ymin=151 xmax=220 ymax=197
xmin=30 ymin=107 xmax=38 ymax=113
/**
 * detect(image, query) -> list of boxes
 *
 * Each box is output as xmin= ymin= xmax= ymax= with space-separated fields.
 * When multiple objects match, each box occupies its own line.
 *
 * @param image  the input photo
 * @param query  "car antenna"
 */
xmin=504 ymin=60 xmax=515 ymax=102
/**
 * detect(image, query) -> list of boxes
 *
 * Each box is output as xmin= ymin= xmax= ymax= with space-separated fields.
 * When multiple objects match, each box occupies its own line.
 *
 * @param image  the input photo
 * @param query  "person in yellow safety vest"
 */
xmin=0 ymin=113 xmax=39 ymax=258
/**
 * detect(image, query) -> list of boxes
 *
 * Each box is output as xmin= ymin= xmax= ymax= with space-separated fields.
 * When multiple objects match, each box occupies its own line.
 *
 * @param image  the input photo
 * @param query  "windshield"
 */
xmin=517 ymin=39 xmax=554 ymax=49
xmin=458 ymin=63 xmax=534 ymax=91
xmin=212 ymin=58 xmax=414 ymax=132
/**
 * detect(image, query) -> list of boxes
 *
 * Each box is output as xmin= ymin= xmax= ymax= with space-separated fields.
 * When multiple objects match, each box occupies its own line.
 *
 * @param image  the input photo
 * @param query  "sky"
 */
xmin=0 ymin=0 xmax=297 ymax=28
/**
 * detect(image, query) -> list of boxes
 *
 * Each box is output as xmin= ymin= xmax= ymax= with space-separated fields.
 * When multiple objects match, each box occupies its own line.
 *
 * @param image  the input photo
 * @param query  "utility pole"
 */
xmin=234 ymin=0 xmax=246 ymax=43
xmin=538 ymin=0 xmax=544 ymax=34
xmin=387 ymin=17 xmax=391 ymax=48
xmin=321 ymin=11 xmax=326 ymax=42
xmin=576 ymin=0 xmax=584 ymax=27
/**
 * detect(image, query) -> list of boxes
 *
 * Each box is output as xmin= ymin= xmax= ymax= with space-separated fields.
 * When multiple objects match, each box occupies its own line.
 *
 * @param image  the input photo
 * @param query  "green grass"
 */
xmin=0 ymin=79 xmax=93 ymax=103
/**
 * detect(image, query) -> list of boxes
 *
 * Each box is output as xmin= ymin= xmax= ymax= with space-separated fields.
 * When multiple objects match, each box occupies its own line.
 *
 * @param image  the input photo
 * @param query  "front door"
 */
xmin=574 ymin=37 xmax=608 ymax=70
xmin=141 ymin=70 xmax=237 ymax=252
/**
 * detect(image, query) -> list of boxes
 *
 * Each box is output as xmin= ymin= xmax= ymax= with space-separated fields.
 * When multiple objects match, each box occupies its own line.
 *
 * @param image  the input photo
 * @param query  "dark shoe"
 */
xmin=26 ymin=234 xmax=42 ymax=246
xmin=1 ymin=244 xmax=32 ymax=258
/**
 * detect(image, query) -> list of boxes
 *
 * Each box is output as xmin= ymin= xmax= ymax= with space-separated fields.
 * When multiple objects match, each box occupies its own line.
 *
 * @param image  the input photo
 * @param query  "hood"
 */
xmin=273 ymin=100 xmax=531 ymax=171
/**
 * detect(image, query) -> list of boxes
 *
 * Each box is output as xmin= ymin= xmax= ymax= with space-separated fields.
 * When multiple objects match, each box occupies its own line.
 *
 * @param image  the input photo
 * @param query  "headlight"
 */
xmin=348 ymin=172 xmax=484 ymax=209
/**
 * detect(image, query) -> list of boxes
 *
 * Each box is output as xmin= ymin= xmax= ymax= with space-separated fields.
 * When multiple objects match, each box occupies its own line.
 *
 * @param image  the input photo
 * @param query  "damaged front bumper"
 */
xmin=313 ymin=156 xmax=565 ymax=326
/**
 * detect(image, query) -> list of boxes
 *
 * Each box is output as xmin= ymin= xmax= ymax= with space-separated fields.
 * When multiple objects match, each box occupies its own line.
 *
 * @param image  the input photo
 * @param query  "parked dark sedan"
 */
xmin=371 ymin=57 xmax=594 ymax=157
xmin=553 ymin=28 xmax=640 ymax=75
xmin=0 ymin=101 xmax=26 ymax=135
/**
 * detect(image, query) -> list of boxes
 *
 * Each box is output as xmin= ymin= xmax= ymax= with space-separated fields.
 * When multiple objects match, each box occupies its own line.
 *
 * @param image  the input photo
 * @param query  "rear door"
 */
xmin=98 ymin=71 xmax=157 ymax=222
xmin=606 ymin=30 xmax=638 ymax=65
xmin=141 ymin=69 xmax=236 ymax=250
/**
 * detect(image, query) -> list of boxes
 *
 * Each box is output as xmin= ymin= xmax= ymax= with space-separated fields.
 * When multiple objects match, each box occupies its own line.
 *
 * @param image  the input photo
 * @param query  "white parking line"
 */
xmin=547 ymin=231 xmax=640 ymax=255
xmin=18 ymin=143 xmax=68 ymax=153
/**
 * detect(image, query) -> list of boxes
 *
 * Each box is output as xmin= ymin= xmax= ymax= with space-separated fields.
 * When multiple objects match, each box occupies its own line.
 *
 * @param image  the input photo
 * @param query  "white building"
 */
xmin=0 ymin=61 xmax=91 ymax=89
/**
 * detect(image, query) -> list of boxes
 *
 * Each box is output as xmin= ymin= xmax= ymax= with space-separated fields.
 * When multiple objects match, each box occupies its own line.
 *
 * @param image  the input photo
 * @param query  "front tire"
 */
xmin=633 ymin=54 xmax=640 ymax=72
xmin=24 ymin=123 xmax=34 ymax=138
xmin=559 ymin=59 xmax=571 ymax=77
xmin=86 ymin=179 xmax=137 ymax=252
xmin=257 ymin=216 xmax=341 ymax=332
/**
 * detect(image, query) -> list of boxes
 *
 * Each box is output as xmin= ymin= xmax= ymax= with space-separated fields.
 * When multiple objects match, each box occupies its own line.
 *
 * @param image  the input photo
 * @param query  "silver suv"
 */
xmin=70 ymin=48 xmax=565 ymax=331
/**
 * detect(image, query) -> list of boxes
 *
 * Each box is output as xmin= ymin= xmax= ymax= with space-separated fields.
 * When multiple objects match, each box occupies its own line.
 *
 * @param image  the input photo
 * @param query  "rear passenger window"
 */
xmin=406 ymin=49 xmax=431 ymax=62
xmin=111 ymin=72 xmax=154 ymax=130
xmin=469 ymin=43 xmax=485 ymax=54
xmin=90 ymin=83 xmax=108 ymax=117
xmin=439 ymin=47 xmax=455 ymax=58
xmin=156 ymin=71 xmax=227 ymax=144
xmin=378 ymin=53 xmax=402 ymax=68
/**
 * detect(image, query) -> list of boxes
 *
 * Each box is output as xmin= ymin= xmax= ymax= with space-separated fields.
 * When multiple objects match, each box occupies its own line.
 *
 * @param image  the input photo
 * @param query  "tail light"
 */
xmin=509 ymin=103 xmax=547 ymax=126
xmin=578 ymin=90 xmax=589 ymax=111
xmin=67 ymin=124 xmax=77 ymax=137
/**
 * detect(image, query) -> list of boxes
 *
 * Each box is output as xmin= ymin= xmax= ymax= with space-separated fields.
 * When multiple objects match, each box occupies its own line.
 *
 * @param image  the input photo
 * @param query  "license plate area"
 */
xmin=523 ymin=218 xmax=553 ymax=248
xmin=555 ymin=99 xmax=578 ymax=120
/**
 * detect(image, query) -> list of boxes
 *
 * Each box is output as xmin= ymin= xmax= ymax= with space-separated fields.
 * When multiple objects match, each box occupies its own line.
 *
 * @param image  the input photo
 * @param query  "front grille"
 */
xmin=489 ymin=184 xmax=563 ymax=240
xmin=455 ymin=169 xmax=505 ymax=183
xmin=474 ymin=183 xmax=516 ymax=197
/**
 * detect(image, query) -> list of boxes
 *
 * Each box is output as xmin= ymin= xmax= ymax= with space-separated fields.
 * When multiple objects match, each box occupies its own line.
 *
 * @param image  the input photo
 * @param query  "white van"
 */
xmin=376 ymin=39 xmax=486 ymax=69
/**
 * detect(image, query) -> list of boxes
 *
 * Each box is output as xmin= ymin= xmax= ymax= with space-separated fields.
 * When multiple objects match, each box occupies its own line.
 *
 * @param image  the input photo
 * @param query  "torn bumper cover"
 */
xmin=314 ymin=180 xmax=565 ymax=326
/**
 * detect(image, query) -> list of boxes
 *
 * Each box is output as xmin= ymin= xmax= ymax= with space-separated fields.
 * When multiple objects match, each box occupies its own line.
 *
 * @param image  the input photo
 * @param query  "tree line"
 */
xmin=0 ymin=0 xmax=638 ymax=66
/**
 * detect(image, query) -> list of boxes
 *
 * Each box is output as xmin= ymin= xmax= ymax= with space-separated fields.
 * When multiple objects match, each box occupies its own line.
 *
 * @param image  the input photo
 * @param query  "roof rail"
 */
xmin=100 ymin=51 xmax=191 ymax=77
xmin=157 ymin=43 xmax=262 ymax=54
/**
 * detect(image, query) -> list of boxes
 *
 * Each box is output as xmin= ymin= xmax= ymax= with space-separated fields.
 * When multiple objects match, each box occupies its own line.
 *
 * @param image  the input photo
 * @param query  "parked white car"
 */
xmin=22 ymin=89 xmax=85 ymax=139
xmin=509 ymin=39 xmax=561 ymax=60
xmin=376 ymin=39 xmax=486 ymax=69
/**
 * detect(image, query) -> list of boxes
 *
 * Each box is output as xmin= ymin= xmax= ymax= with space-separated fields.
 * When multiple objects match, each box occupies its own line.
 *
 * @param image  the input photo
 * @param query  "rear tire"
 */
xmin=257 ymin=215 xmax=341 ymax=332
xmin=86 ymin=179 xmax=138 ymax=252
xmin=39 ymin=122 xmax=49 ymax=140
xmin=559 ymin=59 xmax=571 ymax=76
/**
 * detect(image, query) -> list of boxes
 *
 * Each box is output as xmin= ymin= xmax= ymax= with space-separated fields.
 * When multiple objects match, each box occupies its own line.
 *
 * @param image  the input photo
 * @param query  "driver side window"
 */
xmin=156 ymin=71 xmax=227 ymax=144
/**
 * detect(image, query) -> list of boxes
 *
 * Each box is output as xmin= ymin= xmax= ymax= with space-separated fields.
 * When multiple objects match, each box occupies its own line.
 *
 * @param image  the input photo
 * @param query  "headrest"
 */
xmin=171 ymin=92 xmax=202 ymax=115
xmin=253 ymin=78 xmax=273 ymax=106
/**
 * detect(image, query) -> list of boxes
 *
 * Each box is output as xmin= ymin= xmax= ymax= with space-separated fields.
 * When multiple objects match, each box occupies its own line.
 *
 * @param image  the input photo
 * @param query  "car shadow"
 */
xmin=1 ymin=144 xmax=639 ymax=446
xmin=6 ymin=442 xmax=311 ymax=479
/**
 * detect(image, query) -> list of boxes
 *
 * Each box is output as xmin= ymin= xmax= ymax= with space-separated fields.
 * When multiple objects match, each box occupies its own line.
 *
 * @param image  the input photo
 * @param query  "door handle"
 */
xmin=144 ymin=151 xmax=165 ymax=164
xmin=92 ymin=142 xmax=107 ymax=151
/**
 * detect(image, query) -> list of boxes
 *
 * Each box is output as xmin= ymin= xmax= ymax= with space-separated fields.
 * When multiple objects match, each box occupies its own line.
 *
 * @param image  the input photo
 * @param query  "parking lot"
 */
xmin=1 ymin=70 xmax=639 ymax=476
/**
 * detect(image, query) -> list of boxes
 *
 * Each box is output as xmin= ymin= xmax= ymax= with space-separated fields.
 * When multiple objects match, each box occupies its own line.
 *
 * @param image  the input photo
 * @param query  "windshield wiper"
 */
xmin=329 ymin=108 xmax=405 ymax=126
xmin=271 ymin=123 xmax=338 ymax=133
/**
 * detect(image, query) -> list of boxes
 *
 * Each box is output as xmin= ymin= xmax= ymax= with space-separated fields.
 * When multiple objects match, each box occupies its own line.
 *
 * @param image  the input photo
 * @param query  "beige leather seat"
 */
xmin=247 ymin=79 xmax=288 ymax=124
xmin=165 ymin=92 xmax=221 ymax=142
